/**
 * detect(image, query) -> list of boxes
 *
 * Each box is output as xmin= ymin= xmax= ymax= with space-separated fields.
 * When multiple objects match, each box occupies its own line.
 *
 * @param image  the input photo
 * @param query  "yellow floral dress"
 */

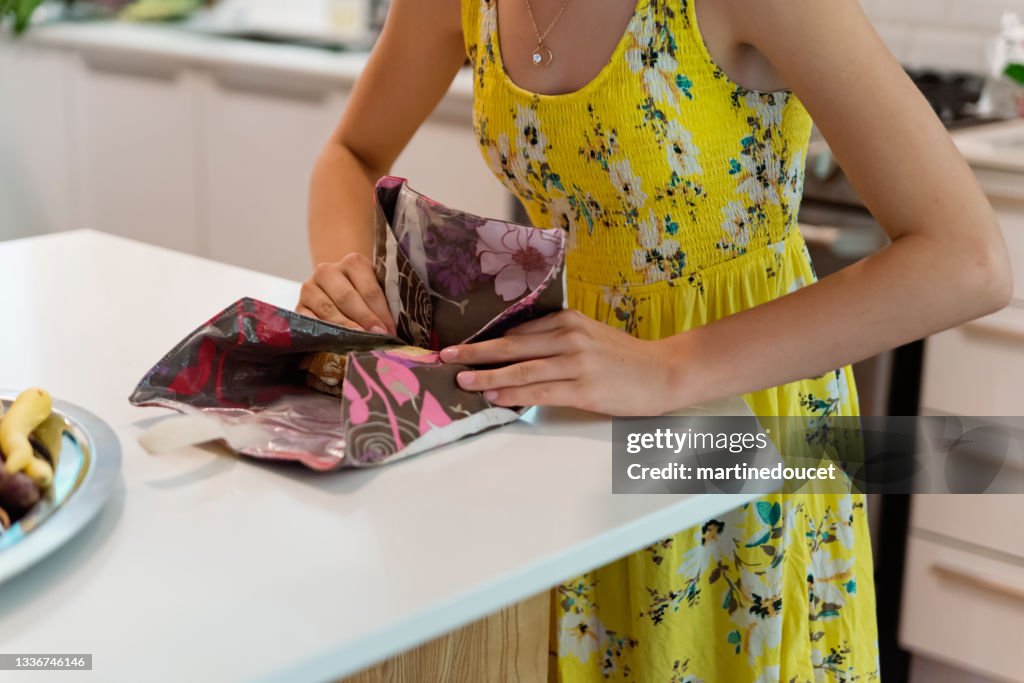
xmin=462 ymin=1 xmax=879 ymax=681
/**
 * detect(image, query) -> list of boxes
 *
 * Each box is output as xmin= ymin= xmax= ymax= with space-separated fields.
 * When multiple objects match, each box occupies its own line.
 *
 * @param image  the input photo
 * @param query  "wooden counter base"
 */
xmin=343 ymin=591 xmax=552 ymax=683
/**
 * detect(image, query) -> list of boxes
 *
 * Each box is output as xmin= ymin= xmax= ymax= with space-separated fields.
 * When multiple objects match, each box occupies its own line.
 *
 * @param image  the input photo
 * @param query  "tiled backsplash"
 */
xmin=860 ymin=0 xmax=1024 ymax=72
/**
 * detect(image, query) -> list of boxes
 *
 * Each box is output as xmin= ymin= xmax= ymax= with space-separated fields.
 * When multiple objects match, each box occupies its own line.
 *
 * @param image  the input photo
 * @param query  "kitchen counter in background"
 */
xmin=0 ymin=230 xmax=761 ymax=682
xmin=16 ymin=21 xmax=474 ymax=101
xmin=0 ymin=21 xmax=510 ymax=282
xmin=954 ymin=119 xmax=1024 ymax=176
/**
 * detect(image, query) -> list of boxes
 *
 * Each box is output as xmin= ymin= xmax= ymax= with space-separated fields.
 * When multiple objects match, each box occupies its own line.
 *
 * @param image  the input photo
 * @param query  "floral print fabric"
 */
xmin=376 ymin=177 xmax=566 ymax=350
xmin=462 ymin=0 xmax=879 ymax=681
xmin=130 ymin=178 xmax=567 ymax=470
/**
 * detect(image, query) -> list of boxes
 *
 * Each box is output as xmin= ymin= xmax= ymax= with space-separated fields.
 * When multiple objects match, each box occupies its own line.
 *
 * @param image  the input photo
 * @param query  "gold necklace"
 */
xmin=524 ymin=0 xmax=573 ymax=67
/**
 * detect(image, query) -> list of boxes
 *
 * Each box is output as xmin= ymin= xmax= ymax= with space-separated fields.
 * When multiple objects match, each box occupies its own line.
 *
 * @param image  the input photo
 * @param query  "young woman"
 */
xmin=299 ymin=0 xmax=1012 ymax=680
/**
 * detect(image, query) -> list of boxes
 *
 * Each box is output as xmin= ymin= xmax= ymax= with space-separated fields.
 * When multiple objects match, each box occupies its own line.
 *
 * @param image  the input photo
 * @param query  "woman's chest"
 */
xmin=486 ymin=0 xmax=786 ymax=97
xmin=494 ymin=0 xmax=639 ymax=96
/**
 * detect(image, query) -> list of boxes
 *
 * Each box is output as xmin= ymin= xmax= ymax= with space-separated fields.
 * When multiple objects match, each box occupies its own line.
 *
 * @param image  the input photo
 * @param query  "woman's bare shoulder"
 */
xmin=390 ymin=0 xmax=464 ymax=37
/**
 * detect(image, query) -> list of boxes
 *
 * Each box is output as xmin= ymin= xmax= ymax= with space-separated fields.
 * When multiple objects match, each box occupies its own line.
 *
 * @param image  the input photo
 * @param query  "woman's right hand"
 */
xmin=297 ymin=253 xmax=397 ymax=335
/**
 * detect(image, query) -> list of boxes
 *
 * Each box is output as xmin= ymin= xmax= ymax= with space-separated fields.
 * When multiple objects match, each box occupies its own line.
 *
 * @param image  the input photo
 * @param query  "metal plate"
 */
xmin=0 ymin=392 xmax=122 ymax=584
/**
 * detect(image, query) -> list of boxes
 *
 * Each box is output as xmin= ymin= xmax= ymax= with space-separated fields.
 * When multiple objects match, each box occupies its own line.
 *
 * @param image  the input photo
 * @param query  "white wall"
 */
xmin=861 ymin=0 xmax=1024 ymax=72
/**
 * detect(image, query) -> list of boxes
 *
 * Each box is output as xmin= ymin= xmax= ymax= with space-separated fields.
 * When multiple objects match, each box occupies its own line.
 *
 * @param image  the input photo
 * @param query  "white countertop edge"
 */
xmin=258 ymin=492 xmax=760 ymax=682
xmin=953 ymin=118 xmax=1024 ymax=174
xmin=49 ymin=228 xmax=305 ymax=286
xmin=15 ymin=22 xmax=476 ymax=101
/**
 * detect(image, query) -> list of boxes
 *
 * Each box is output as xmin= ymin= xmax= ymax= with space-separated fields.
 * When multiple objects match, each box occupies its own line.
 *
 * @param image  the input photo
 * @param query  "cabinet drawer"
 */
xmin=900 ymin=536 xmax=1024 ymax=682
xmin=989 ymin=195 xmax=1024 ymax=304
xmin=922 ymin=306 xmax=1024 ymax=416
xmin=912 ymin=496 xmax=1024 ymax=560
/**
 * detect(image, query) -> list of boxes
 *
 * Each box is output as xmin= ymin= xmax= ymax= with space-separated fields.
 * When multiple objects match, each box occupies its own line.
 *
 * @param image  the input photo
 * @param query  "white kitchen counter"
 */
xmin=952 ymin=119 xmax=1024 ymax=204
xmin=0 ymin=230 xmax=760 ymax=682
xmin=18 ymin=20 xmax=474 ymax=103
xmin=953 ymin=119 xmax=1024 ymax=174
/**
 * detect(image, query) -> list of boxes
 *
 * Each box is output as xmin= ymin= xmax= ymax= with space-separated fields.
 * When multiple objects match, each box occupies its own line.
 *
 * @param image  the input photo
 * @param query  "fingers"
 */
xmin=441 ymin=323 xmax=590 ymax=365
xmin=313 ymin=262 xmax=388 ymax=333
xmin=297 ymin=278 xmax=362 ymax=328
xmin=479 ymin=380 xmax=580 ymax=408
xmin=340 ymin=253 xmax=397 ymax=335
xmin=440 ymin=328 xmax=585 ymax=365
xmin=505 ymin=309 xmax=584 ymax=336
xmin=456 ymin=357 xmax=581 ymax=393
xmin=297 ymin=256 xmax=393 ymax=333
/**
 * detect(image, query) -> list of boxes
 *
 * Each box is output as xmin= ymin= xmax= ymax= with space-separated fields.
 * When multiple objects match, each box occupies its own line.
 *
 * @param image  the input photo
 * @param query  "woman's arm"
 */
xmin=442 ymin=0 xmax=1013 ymax=415
xmin=300 ymin=0 xmax=464 ymax=330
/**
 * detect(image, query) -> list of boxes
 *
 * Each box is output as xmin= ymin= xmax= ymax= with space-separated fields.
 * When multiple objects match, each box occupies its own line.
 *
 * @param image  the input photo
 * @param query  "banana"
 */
xmin=0 ymin=388 xmax=55 ymax=487
xmin=31 ymin=412 xmax=66 ymax=470
xmin=24 ymin=457 xmax=53 ymax=488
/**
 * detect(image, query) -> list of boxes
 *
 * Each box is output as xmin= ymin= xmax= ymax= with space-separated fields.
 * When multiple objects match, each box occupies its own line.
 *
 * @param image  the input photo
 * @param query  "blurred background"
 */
xmin=1 ymin=1 xmax=1023 ymax=681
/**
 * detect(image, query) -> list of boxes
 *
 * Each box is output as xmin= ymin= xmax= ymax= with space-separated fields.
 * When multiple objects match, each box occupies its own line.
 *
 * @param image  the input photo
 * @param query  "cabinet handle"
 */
xmin=931 ymin=563 xmax=1024 ymax=602
xmin=210 ymin=69 xmax=335 ymax=103
xmin=81 ymin=51 xmax=183 ymax=81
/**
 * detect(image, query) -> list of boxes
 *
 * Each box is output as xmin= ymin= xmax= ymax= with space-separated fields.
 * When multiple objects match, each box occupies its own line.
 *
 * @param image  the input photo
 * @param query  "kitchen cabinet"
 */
xmin=900 ymin=536 xmax=1024 ymax=683
xmin=912 ymin=495 xmax=1024 ymax=564
xmin=72 ymin=50 xmax=203 ymax=254
xmin=392 ymin=113 xmax=514 ymax=224
xmin=199 ymin=67 xmax=346 ymax=280
xmin=921 ymin=162 xmax=1024 ymax=418
xmin=904 ymin=129 xmax=1024 ymax=683
xmin=1 ymin=23 xmax=513 ymax=277
xmin=902 ymin=450 xmax=1024 ymax=682
xmin=198 ymin=68 xmax=512 ymax=281
xmin=920 ymin=305 xmax=1024 ymax=416
xmin=0 ymin=41 xmax=75 ymax=241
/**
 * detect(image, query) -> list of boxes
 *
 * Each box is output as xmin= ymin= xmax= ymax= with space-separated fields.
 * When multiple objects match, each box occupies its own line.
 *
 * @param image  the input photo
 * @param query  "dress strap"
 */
xmin=677 ymin=0 xmax=730 ymax=85
xmin=460 ymin=0 xmax=484 ymax=63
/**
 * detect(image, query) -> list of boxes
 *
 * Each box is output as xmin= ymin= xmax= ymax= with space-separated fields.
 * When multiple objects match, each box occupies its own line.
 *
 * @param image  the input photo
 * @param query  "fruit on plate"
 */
xmin=0 ymin=388 xmax=64 ymax=531
xmin=30 ymin=412 xmax=65 ymax=470
xmin=1 ymin=388 xmax=55 ymax=486
xmin=0 ymin=471 xmax=41 ymax=520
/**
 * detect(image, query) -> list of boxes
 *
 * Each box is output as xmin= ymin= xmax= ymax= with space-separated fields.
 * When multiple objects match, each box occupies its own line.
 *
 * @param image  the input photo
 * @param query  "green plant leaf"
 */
xmin=4 ymin=0 xmax=44 ymax=35
xmin=1005 ymin=63 xmax=1024 ymax=86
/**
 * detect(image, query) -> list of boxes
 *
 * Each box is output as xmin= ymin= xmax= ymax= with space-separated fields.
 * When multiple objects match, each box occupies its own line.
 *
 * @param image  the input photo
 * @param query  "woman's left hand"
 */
xmin=439 ymin=309 xmax=687 ymax=416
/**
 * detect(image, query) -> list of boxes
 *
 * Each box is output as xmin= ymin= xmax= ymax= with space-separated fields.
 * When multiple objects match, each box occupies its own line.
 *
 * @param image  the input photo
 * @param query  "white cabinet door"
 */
xmin=0 ymin=41 xmax=75 ymax=241
xmin=200 ymin=75 xmax=512 ymax=281
xmin=921 ymin=190 xmax=1024 ymax=417
xmin=994 ymin=201 xmax=1024 ymax=305
xmin=393 ymin=110 xmax=515 ymax=223
xmin=72 ymin=50 xmax=201 ymax=254
xmin=198 ymin=68 xmax=344 ymax=281
xmin=900 ymin=536 xmax=1024 ymax=683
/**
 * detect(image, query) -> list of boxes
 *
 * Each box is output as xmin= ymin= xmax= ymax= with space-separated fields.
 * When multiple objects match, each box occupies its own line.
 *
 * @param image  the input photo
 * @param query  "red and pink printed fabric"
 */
xmin=129 ymin=177 xmax=567 ymax=470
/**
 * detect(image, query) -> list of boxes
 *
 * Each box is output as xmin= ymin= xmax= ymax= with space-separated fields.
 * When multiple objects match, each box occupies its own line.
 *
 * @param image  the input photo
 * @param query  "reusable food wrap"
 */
xmin=129 ymin=177 xmax=567 ymax=470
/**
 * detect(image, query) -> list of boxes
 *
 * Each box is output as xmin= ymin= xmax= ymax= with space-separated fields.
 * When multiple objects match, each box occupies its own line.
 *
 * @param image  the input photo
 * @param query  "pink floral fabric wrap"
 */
xmin=129 ymin=177 xmax=567 ymax=470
